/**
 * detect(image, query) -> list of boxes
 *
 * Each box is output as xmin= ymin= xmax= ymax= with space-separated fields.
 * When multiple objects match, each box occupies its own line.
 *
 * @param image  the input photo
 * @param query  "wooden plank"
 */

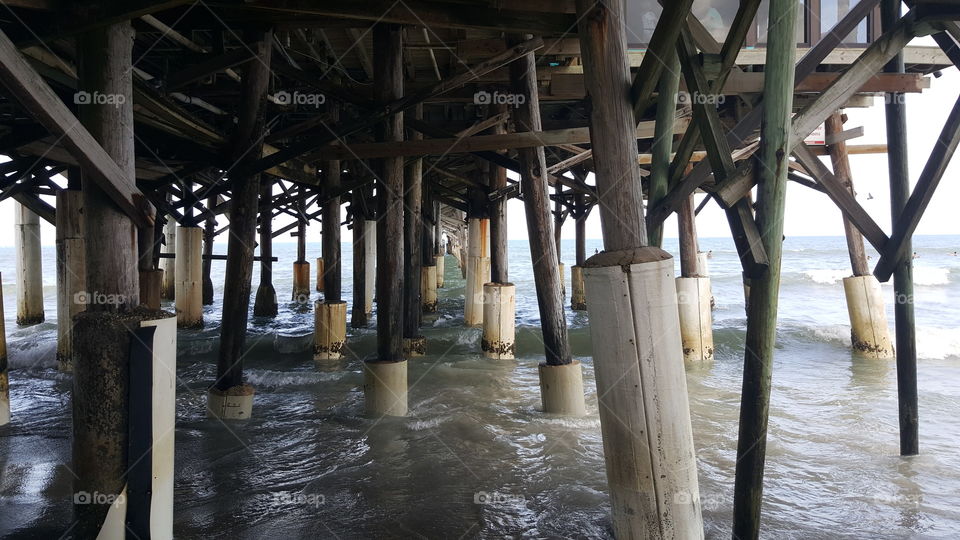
xmin=873 ymin=91 xmax=960 ymax=281
xmin=0 ymin=27 xmax=153 ymax=227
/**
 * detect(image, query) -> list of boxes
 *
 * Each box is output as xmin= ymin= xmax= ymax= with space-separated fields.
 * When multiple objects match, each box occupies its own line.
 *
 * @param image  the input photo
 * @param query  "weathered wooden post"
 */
xmin=882 ymin=0 xmax=919 ymax=456
xmin=403 ymin=104 xmax=426 ymax=356
xmin=159 ymin=217 xmax=176 ymax=300
xmin=136 ymin=197 xmax=161 ymax=312
xmin=0 ymin=273 xmax=8 ymax=425
xmin=732 ymin=0 xmax=798 ymax=536
xmin=14 ymin=202 xmax=44 ymax=325
xmin=202 ymin=195 xmax=216 ymax=305
xmin=826 ymin=112 xmax=893 ymax=358
xmin=253 ymin=178 xmax=278 ymax=317
xmin=364 ymin=24 xmax=407 ymax=417
xmin=207 ymin=30 xmax=272 ymax=420
xmin=421 ymin=192 xmax=438 ymax=313
xmin=175 ymin=224 xmax=204 ymax=327
xmin=292 ymin=188 xmax=311 ymax=304
xmin=363 ymin=218 xmax=377 ymax=315
xmin=482 ymin=113 xmax=515 ymax=359
xmin=435 ymin=200 xmax=445 ymax=288
xmin=315 ymin=142 xmax=347 ymax=361
xmin=570 ymin=193 xmax=587 ymax=311
xmin=464 ymin=194 xmax=490 ymax=327
xmin=73 ymin=21 xmax=176 ymax=537
xmin=351 ymin=184 xmax=370 ymax=327
xmin=508 ymin=34 xmax=584 ymax=414
xmin=56 ymin=182 xmax=86 ymax=372
xmin=575 ymin=0 xmax=702 ymax=536
xmin=554 ymin=187 xmax=566 ymax=300
xmin=676 ymin=194 xmax=713 ymax=362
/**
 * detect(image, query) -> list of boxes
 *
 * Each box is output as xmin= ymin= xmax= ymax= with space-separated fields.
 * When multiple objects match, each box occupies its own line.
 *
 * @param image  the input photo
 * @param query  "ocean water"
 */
xmin=1 ymin=235 xmax=959 ymax=538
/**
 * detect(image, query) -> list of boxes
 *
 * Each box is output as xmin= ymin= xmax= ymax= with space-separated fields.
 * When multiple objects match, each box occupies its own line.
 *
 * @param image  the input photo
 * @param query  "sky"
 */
xmin=1 ymin=43 xmax=958 ymax=247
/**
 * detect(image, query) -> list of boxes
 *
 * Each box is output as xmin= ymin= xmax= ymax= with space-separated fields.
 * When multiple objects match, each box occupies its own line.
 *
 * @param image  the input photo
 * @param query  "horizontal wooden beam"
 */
xmin=306 ymin=117 xmax=689 ymax=160
xmin=0 ymin=27 xmax=154 ymax=227
xmin=163 ymin=46 xmax=257 ymax=90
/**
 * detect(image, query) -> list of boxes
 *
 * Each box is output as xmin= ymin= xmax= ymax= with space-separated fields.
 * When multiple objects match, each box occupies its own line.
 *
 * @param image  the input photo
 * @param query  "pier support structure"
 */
xmin=732 ymin=0 xmax=798 ymax=536
xmin=364 ymin=24 xmax=408 ymax=417
xmin=575 ymin=1 xmax=702 ymax=536
xmin=882 ymin=0 xmax=918 ymax=456
xmin=292 ymin=189 xmax=311 ymax=304
xmin=202 ymin=196 xmax=216 ymax=305
xmin=570 ymin=194 xmax=588 ymax=311
xmin=464 ymin=216 xmax=490 ymax=327
xmin=73 ymin=22 xmax=176 ymax=537
xmin=676 ymin=194 xmax=714 ymax=362
xmin=208 ymin=30 xmax=273 ymax=420
xmin=826 ymin=112 xmax=894 ymax=358
xmin=15 ymin=202 xmax=44 ymax=325
xmin=315 ymin=142 xmax=346 ymax=361
xmin=56 ymin=189 xmax=85 ymax=371
xmin=175 ymin=226 xmax=204 ymax=328
xmin=0 ymin=274 xmax=8 ymax=426
xmin=482 ymin=107 xmax=515 ymax=359
xmin=350 ymin=183 xmax=370 ymax=327
xmin=403 ymin=104 xmax=426 ymax=357
xmin=253 ymin=178 xmax=278 ymax=317
xmin=159 ymin=218 xmax=176 ymax=300
xmin=508 ymin=33 xmax=584 ymax=415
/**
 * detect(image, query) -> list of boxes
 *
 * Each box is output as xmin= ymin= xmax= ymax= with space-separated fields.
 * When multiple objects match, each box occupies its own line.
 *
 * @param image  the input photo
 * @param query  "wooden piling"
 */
xmin=882 ymin=0 xmax=919 ymax=456
xmin=202 ymin=196 xmax=215 ymax=305
xmin=367 ymin=23 xmax=407 ymax=416
xmin=678 ymin=194 xmax=700 ymax=277
xmin=159 ymin=217 xmax=176 ymax=300
xmin=73 ymin=21 xmax=145 ymax=536
xmin=508 ymin=32 xmax=583 ymax=415
xmin=732 ymin=0 xmax=798 ymax=536
xmin=403 ymin=104 xmax=424 ymax=345
xmin=55 ymin=189 xmax=85 ymax=371
xmin=826 ymin=111 xmax=894 ymax=357
xmin=490 ymin=106 xmax=509 ymax=284
xmin=14 ymin=202 xmax=44 ymax=325
xmin=253 ymin=177 xmax=278 ymax=316
xmin=575 ymin=0 xmax=702 ymax=535
xmin=351 ymin=185 xmax=369 ymax=328
xmin=322 ymin=142 xmax=342 ymax=303
xmin=508 ymin=34 xmax=570 ymax=368
xmin=212 ymin=29 xmax=272 ymax=407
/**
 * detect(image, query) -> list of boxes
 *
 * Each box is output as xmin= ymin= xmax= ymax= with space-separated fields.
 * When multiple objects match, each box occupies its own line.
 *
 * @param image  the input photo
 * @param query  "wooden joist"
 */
xmin=0 ymin=28 xmax=154 ymax=227
xmin=163 ymin=46 xmax=258 ymax=90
